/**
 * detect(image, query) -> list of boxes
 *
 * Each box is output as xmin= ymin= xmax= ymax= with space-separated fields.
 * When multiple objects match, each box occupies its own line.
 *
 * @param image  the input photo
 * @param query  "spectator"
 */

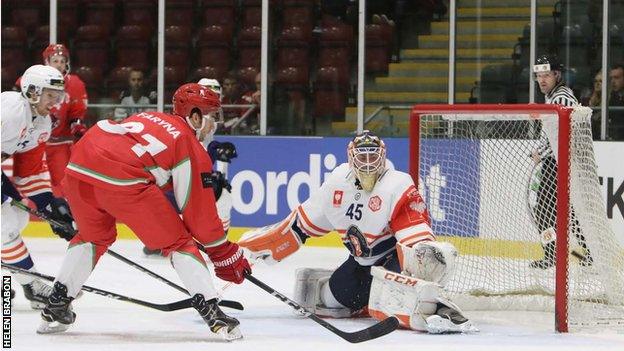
xmin=241 ymin=73 xmax=261 ymax=132
xmin=581 ymin=70 xmax=602 ymax=139
xmin=220 ymin=74 xmax=248 ymax=133
xmin=608 ymin=63 xmax=624 ymax=140
xmin=113 ymin=69 xmax=156 ymax=120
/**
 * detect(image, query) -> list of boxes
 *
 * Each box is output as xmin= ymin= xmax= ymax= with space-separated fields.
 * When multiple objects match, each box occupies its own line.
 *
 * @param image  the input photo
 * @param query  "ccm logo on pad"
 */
xmin=383 ymin=272 xmax=419 ymax=287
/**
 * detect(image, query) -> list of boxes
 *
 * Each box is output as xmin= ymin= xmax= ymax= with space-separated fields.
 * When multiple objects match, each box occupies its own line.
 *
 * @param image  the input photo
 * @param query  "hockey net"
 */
xmin=409 ymin=104 xmax=624 ymax=332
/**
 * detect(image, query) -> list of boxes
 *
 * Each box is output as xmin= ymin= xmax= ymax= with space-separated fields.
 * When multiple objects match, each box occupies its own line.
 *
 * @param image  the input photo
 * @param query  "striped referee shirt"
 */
xmin=539 ymin=82 xmax=579 ymax=158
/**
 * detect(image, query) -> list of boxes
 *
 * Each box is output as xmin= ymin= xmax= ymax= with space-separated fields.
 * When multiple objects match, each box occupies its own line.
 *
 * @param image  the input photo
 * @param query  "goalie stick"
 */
xmin=10 ymin=200 xmax=244 ymax=310
xmin=2 ymin=263 xmax=193 ymax=312
xmin=244 ymin=274 xmax=399 ymax=343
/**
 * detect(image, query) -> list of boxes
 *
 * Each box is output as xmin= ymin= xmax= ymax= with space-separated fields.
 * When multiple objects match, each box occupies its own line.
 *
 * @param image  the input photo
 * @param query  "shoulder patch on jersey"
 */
xmin=333 ymin=190 xmax=343 ymax=207
xmin=368 ymin=195 xmax=382 ymax=212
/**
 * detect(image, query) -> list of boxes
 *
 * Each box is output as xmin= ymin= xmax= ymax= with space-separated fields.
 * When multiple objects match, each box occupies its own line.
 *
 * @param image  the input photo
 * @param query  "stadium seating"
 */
xmin=83 ymin=0 xmax=117 ymax=34
xmin=1 ymin=66 xmax=19 ymax=92
xmin=165 ymin=0 xmax=195 ymax=27
xmin=9 ymin=0 xmax=41 ymax=32
xmin=106 ymin=66 xmax=134 ymax=100
xmin=191 ymin=66 xmax=228 ymax=84
xmin=202 ymin=0 xmax=236 ymax=37
xmin=165 ymin=25 xmax=192 ymax=67
xmin=196 ymin=25 xmax=232 ymax=72
xmin=115 ymin=25 xmax=152 ymax=72
xmin=1 ymin=26 xmax=28 ymax=72
xmin=74 ymin=66 xmax=103 ymax=100
xmin=73 ymin=25 xmax=110 ymax=76
xmin=238 ymin=26 xmax=262 ymax=68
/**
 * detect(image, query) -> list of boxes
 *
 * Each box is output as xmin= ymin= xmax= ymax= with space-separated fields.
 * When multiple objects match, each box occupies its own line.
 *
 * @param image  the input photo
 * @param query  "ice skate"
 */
xmin=37 ymin=282 xmax=75 ymax=334
xmin=22 ymin=279 xmax=53 ymax=309
xmin=191 ymin=294 xmax=242 ymax=341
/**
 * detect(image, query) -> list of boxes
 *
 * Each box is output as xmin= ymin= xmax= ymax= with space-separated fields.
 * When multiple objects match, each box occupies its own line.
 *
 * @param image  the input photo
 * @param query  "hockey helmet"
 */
xmin=42 ymin=44 xmax=71 ymax=74
xmin=198 ymin=78 xmax=222 ymax=98
xmin=172 ymin=83 xmax=223 ymax=138
xmin=533 ymin=54 xmax=564 ymax=74
xmin=20 ymin=64 xmax=65 ymax=104
xmin=347 ymin=130 xmax=386 ymax=192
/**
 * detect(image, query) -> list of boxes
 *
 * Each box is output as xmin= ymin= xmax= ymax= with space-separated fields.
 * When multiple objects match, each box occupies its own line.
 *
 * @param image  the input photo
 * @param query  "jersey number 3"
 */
xmin=97 ymin=120 xmax=167 ymax=157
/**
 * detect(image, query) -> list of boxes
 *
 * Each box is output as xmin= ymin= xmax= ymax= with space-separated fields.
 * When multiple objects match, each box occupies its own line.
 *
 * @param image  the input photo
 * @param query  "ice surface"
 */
xmin=7 ymin=238 xmax=624 ymax=351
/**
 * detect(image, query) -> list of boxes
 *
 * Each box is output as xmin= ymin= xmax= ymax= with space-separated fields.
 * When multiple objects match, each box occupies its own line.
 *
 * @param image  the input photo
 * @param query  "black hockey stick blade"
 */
xmin=106 ymin=250 xmax=244 ymax=310
xmin=10 ymin=201 xmax=244 ymax=311
xmin=2 ymin=263 xmax=193 ymax=312
xmin=245 ymin=273 xmax=399 ymax=343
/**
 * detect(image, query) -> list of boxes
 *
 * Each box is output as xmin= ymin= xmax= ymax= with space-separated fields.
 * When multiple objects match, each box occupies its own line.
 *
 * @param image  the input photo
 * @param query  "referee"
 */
xmin=529 ymin=54 xmax=591 ymax=268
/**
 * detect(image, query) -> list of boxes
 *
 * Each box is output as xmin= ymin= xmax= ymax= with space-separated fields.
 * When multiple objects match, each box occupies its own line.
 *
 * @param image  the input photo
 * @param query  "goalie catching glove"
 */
xmin=238 ymin=210 xmax=309 ymax=264
xmin=203 ymin=241 xmax=251 ymax=284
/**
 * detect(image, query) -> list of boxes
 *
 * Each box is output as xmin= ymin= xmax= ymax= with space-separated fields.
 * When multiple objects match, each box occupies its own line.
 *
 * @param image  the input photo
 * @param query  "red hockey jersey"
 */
xmin=65 ymin=111 xmax=225 ymax=246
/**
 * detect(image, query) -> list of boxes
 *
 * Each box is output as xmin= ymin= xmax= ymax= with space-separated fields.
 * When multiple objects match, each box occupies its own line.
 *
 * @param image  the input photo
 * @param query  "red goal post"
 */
xmin=409 ymin=104 xmax=624 ymax=333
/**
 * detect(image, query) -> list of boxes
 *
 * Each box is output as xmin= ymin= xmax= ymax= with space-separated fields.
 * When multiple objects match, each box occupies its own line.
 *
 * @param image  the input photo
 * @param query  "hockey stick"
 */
xmin=1 ymin=263 xmax=193 ymax=312
xmin=10 ymin=200 xmax=244 ymax=310
xmin=244 ymin=274 xmax=399 ymax=343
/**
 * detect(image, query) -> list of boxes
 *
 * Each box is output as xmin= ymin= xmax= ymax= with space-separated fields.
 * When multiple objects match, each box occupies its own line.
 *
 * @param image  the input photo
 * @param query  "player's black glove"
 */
xmin=44 ymin=198 xmax=77 ymax=241
xmin=211 ymin=171 xmax=232 ymax=200
xmin=208 ymin=141 xmax=238 ymax=163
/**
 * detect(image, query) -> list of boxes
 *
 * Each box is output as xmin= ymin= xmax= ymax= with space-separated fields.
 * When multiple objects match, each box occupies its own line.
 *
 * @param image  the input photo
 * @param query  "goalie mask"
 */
xmin=347 ymin=131 xmax=386 ymax=192
xmin=172 ymin=83 xmax=223 ymax=140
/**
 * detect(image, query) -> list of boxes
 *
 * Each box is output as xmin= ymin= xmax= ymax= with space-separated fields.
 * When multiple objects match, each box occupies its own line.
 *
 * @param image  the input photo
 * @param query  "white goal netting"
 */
xmin=411 ymin=105 xmax=624 ymax=332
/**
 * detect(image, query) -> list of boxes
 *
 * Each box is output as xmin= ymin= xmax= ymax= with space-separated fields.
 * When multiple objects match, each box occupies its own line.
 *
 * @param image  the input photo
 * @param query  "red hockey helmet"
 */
xmin=42 ymin=44 xmax=71 ymax=74
xmin=172 ymin=83 xmax=221 ymax=118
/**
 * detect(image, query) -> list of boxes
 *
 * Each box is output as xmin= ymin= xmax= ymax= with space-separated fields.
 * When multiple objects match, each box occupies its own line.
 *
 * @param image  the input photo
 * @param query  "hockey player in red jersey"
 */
xmin=238 ymin=131 xmax=477 ymax=334
xmin=37 ymin=83 xmax=251 ymax=340
xmin=15 ymin=44 xmax=88 ymax=196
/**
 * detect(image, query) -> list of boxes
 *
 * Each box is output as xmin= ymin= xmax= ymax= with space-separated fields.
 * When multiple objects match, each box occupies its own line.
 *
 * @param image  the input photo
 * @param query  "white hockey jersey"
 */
xmin=296 ymin=163 xmax=435 ymax=266
xmin=0 ymin=91 xmax=52 ymax=197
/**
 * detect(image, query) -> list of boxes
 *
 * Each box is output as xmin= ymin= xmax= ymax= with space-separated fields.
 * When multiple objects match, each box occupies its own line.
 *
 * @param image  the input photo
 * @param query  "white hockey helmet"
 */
xmin=347 ymin=130 xmax=386 ymax=192
xmin=198 ymin=78 xmax=222 ymax=97
xmin=20 ymin=64 xmax=65 ymax=104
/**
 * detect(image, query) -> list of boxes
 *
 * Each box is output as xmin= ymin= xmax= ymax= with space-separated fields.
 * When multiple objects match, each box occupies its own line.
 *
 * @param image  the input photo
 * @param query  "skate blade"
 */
xmin=37 ymin=320 xmax=71 ymax=334
xmin=425 ymin=315 xmax=479 ymax=334
xmin=214 ymin=326 xmax=243 ymax=341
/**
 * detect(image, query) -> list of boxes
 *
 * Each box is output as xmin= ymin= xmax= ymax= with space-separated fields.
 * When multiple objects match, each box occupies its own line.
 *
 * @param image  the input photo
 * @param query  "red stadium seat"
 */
xmin=315 ymin=66 xmax=349 ymax=90
xmin=9 ymin=0 xmax=41 ymax=32
xmin=73 ymin=25 xmax=110 ymax=72
xmin=365 ymin=24 xmax=390 ymax=74
xmin=115 ymin=25 xmax=153 ymax=72
xmin=318 ymin=47 xmax=351 ymax=67
xmin=149 ymin=66 xmax=189 ymax=102
xmin=84 ymin=0 xmax=117 ymax=34
xmin=106 ymin=66 xmax=134 ymax=100
xmin=275 ymin=66 xmax=309 ymax=89
xmin=1 ymin=26 xmax=27 ymax=71
xmin=202 ymin=1 xmax=236 ymax=36
xmin=165 ymin=0 xmax=195 ymax=26
xmin=123 ymin=0 xmax=156 ymax=29
xmin=58 ymin=0 xmax=79 ymax=35
xmin=313 ymin=90 xmax=346 ymax=119
xmin=165 ymin=25 xmax=192 ymax=67
xmin=1 ymin=66 xmax=19 ymax=92
xmin=276 ymin=47 xmax=310 ymax=70
xmin=242 ymin=6 xmax=261 ymax=28
xmin=74 ymin=66 xmax=103 ymax=100
xmin=282 ymin=7 xmax=313 ymax=31
xmin=237 ymin=66 xmax=259 ymax=87
xmin=278 ymin=25 xmax=313 ymax=44
xmin=238 ymin=26 xmax=261 ymax=68
xmin=319 ymin=24 xmax=354 ymax=45
xmin=191 ymin=66 xmax=228 ymax=84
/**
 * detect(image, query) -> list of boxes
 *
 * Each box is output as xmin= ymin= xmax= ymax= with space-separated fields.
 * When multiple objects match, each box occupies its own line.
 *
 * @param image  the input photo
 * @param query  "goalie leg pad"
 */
xmin=293 ymin=268 xmax=352 ymax=318
xmin=369 ymin=266 xmax=440 ymax=331
xmin=397 ymin=241 xmax=458 ymax=286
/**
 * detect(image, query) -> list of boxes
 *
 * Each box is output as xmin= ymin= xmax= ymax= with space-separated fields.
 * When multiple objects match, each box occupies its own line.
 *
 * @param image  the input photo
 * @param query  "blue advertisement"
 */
xmin=216 ymin=136 xmax=480 ymax=238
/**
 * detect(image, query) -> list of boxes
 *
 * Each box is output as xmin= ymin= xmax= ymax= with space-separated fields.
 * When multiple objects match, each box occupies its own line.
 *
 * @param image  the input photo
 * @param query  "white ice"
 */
xmin=7 ymin=238 xmax=624 ymax=351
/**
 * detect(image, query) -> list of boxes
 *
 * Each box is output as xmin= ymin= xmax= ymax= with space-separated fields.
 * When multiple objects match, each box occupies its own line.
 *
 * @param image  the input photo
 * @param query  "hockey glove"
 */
xmin=210 ymin=171 xmax=232 ymax=200
xmin=44 ymin=198 xmax=77 ymax=241
xmin=204 ymin=241 xmax=251 ymax=284
xmin=208 ymin=141 xmax=237 ymax=163
xmin=70 ymin=119 xmax=87 ymax=139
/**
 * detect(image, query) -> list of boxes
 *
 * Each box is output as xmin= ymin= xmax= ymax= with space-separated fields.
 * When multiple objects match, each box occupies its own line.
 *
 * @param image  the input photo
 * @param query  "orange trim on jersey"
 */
xmin=1 ymin=247 xmax=29 ymax=261
xmin=368 ymin=309 xmax=410 ymax=329
xmin=297 ymin=206 xmax=330 ymax=235
xmin=336 ymin=228 xmax=393 ymax=245
xmin=399 ymin=231 xmax=435 ymax=246
xmin=15 ymin=176 xmax=51 ymax=187
xmin=1 ymin=242 xmax=25 ymax=254
xmin=390 ymin=185 xmax=417 ymax=222
xmin=18 ymin=184 xmax=52 ymax=195
xmin=16 ymin=181 xmax=52 ymax=191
